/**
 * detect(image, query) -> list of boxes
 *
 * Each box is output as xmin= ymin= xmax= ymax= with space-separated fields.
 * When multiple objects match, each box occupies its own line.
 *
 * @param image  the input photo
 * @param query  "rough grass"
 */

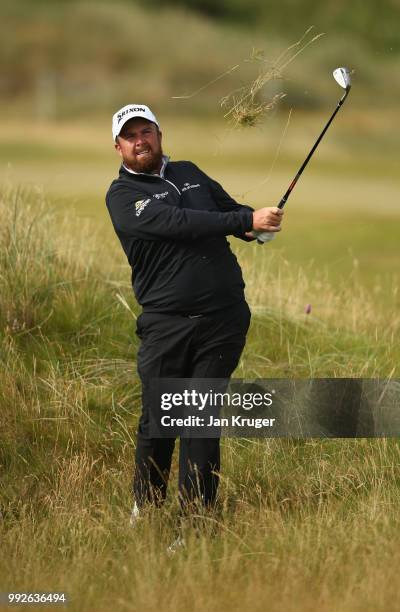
xmin=0 ymin=188 xmax=399 ymax=611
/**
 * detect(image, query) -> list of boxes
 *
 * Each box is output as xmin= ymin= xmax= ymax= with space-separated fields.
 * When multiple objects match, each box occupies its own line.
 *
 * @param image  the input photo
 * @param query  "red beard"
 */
xmin=130 ymin=147 xmax=163 ymax=174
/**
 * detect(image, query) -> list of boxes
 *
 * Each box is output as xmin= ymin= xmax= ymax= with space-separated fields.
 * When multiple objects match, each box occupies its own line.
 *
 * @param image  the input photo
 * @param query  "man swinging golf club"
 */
xmin=106 ymin=66 xmax=351 ymax=530
xmin=106 ymin=104 xmax=283 ymax=523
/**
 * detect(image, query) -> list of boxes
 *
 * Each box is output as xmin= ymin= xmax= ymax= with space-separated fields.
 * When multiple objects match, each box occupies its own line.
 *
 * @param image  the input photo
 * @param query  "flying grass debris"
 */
xmin=223 ymin=93 xmax=287 ymax=128
xmin=222 ymin=27 xmax=324 ymax=128
xmin=172 ymin=27 xmax=324 ymax=128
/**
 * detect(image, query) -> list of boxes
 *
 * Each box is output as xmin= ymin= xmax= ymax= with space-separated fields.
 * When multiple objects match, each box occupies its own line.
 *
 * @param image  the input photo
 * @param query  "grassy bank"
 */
xmin=1 ymin=187 xmax=399 ymax=610
xmin=1 ymin=0 xmax=400 ymax=120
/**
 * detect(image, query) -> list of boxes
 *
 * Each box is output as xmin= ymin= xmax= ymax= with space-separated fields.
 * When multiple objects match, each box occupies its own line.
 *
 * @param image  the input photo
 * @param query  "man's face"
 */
xmin=115 ymin=118 xmax=163 ymax=174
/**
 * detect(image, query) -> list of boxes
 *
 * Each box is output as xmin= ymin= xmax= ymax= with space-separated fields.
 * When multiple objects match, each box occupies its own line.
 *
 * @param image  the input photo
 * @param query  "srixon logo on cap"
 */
xmin=117 ymin=107 xmax=146 ymax=123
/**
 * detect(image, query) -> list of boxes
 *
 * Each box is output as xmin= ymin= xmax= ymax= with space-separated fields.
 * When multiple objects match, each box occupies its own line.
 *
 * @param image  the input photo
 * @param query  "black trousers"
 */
xmin=134 ymin=300 xmax=251 ymax=509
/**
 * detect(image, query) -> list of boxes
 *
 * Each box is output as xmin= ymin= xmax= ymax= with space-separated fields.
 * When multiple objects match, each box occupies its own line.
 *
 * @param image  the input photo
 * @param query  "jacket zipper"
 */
xmin=122 ymin=160 xmax=181 ymax=195
xmin=136 ymin=173 xmax=181 ymax=196
xmin=162 ymin=177 xmax=181 ymax=195
xmin=140 ymin=173 xmax=181 ymax=195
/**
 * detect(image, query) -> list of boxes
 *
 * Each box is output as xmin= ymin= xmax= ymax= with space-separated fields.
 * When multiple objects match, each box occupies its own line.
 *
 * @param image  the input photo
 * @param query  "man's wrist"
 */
xmin=243 ymin=210 xmax=254 ymax=233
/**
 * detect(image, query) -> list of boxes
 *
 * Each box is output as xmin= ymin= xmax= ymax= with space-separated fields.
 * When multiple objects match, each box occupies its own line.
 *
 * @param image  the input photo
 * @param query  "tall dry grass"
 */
xmin=1 ymin=187 xmax=399 ymax=611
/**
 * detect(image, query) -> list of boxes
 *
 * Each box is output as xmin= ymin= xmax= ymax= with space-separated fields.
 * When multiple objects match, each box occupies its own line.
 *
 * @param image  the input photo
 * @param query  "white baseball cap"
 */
xmin=112 ymin=104 xmax=159 ymax=141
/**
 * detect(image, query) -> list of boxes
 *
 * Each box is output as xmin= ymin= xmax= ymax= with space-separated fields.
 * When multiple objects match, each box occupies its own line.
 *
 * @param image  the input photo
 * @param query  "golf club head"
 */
xmin=333 ymin=67 xmax=352 ymax=91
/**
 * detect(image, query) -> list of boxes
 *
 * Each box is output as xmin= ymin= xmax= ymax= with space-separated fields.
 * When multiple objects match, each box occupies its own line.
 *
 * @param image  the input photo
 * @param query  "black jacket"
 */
xmin=106 ymin=160 xmax=254 ymax=314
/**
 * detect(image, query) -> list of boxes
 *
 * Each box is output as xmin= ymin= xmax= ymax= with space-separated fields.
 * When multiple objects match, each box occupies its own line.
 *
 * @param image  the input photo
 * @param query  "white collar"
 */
xmin=123 ymin=155 xmax=169 ymax=178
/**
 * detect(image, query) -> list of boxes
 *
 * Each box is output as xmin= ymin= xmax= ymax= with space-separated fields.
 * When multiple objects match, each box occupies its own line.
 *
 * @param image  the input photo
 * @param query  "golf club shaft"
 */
xmin=255 ymin=88 xmax=350 ymax=243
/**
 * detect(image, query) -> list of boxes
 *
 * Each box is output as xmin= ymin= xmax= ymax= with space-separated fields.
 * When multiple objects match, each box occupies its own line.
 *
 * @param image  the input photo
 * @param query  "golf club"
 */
xmin=254 ymin=66 xmax=352 ymax=244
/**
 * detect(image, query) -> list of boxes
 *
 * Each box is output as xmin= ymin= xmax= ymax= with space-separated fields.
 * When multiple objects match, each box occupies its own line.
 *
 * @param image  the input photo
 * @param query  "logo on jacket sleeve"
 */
xmin=181 ymin=182 xmax=200 ymax=192
xmin=135 ymin=198 xmax=151 ymax=216
xmin=153 ymin=191 xmax=169 ymax=199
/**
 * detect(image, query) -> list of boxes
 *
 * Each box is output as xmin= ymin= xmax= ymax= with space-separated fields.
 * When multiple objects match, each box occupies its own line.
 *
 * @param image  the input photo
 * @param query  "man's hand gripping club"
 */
xmin=246 ymin=207 xmax=284 ymax=243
